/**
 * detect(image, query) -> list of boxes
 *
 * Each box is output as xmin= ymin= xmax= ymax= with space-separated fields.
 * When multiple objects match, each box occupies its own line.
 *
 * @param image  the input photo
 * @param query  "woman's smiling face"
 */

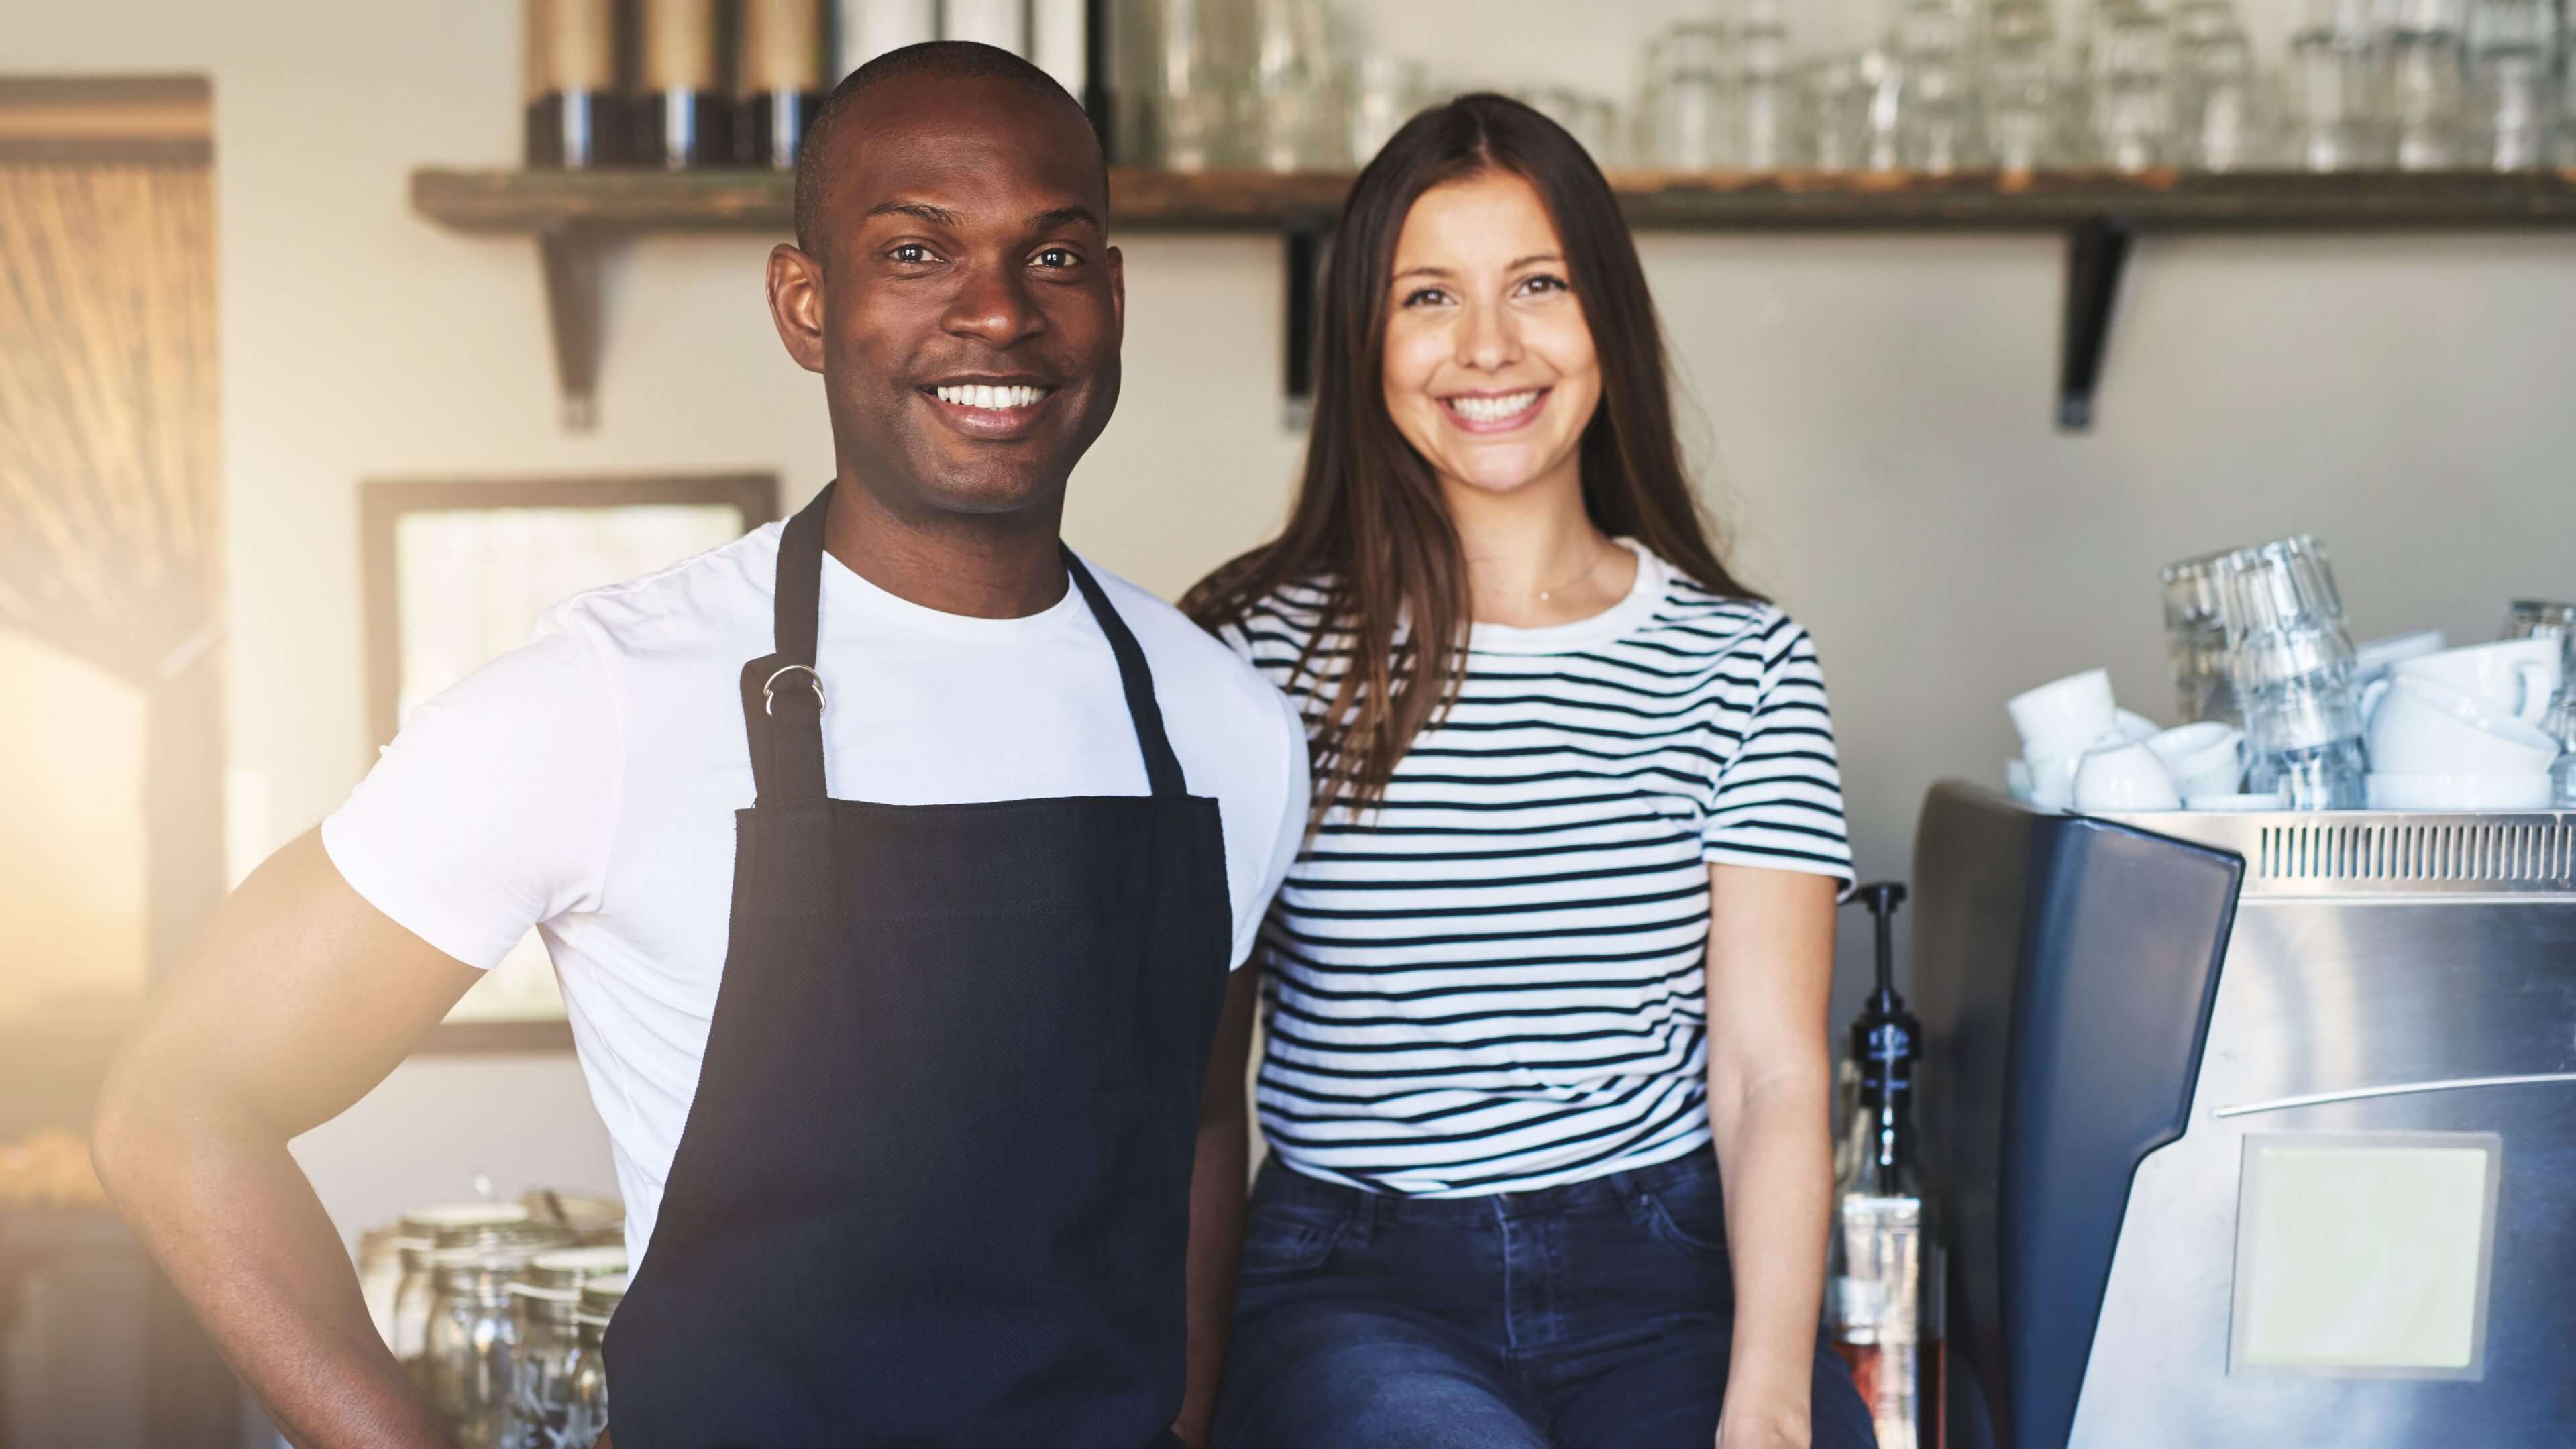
xmin=1379 ymin=168 xmax=1601 ymax=503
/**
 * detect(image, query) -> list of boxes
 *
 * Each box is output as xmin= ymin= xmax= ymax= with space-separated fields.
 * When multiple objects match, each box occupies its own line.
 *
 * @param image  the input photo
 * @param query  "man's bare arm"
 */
xmin=93 ymin=830 xmax=484 ymax=1448
xmin=1171 ymin=963 xmax=1261 ymax=1448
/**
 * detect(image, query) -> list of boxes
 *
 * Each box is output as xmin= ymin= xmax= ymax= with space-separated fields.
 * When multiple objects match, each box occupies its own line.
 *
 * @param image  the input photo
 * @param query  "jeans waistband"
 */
xmin=1254 ymin=1146 xmax=1718 ymax=1224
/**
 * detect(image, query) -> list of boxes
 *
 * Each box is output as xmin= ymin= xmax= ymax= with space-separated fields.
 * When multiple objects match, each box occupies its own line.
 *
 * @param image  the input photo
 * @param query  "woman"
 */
xmin=1187 ymin=95 xmax=1875 ymax=1449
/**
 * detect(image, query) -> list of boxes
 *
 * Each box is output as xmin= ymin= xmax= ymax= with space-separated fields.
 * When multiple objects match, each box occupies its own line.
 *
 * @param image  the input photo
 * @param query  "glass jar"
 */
xmin=562 ymin=1275 xmax=629 ymax=1449
xmin=391 ymin=1203 xmax=537 ymax=1374
xmin=502 ymin=1246 xmax=629 ymax=1449
xmin=426 ymin=1245 xmax=550 ymax=1449
xmin=358 ymin=1228 xmax=419 ymax=1352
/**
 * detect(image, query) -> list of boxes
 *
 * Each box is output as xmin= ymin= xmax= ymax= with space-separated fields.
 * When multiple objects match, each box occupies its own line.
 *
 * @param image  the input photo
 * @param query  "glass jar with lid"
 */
xmin=427 ymin=1241 xmax=571 ymax=1449
xmin=562 ymin=1274 xmax=629 ymax=1449
xmin=502 ymin=1246 xmax=628 ymax=1449
xmin=390 ymin=1203 xmax=538 ymax=1372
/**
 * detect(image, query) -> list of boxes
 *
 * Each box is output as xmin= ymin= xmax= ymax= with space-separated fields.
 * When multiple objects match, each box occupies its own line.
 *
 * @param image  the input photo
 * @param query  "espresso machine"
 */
xmin=1909 ymin=783 xmax=2576 ymax=1448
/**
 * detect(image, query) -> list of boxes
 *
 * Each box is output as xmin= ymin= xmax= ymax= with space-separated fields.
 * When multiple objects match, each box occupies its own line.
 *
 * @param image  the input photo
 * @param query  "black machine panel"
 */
xmin=1909 ymin=783 xmax=2243 ymax=1449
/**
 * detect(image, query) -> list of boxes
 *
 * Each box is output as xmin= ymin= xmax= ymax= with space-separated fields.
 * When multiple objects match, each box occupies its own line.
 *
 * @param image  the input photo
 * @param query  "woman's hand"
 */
xmin=1713 ymin=1389 xmax=1811 ymax=1448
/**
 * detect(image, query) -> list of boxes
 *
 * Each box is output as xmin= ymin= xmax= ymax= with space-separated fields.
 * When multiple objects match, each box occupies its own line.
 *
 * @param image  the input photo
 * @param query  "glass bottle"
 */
xmin=1827 ymin=883 xmax=1941 ymax=1449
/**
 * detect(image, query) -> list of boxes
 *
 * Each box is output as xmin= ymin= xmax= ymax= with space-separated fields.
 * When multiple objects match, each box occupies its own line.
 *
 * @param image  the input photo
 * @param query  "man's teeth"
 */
xmin=1446 ymin=390 xmax=1542 ymax=422
xmin=934 ymin=384 xmax=1050 ymax=410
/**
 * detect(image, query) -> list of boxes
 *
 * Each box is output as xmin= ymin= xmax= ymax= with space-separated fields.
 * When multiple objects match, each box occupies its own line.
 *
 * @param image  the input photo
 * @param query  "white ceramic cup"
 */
xmin=2365 ymin=675 xmax=2562 ymax=777
xmin=2367 ymin=639 xmax=2562 ymax=727
xmin=2365 ymin=773 xmax=2557 ymax=811
xmin=2186 ymin=790 xmax=2287 ymax=811
xmin=2145 ymin=722 xmax=2246 ymax=798
xmin=2005 ymin=759 xmax=2035 ymax=803
xmin=2116 ymin=709 xmax=2160 ymax=743
xmin=2352 ymin=629 xmax=2446 ymax=685
xmin=2008 ymin=669 xmax=2118 ymax=755
xmin=2072 ymin=737 xmax=2184 ymax=812
xmin=2025 ymin=749 xmax=2082 ymax=812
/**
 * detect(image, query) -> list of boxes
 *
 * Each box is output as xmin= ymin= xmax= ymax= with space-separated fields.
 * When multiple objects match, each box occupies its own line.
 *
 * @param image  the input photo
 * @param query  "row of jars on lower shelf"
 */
xmin=357 ymin=1191 xmax=628 ymax=1449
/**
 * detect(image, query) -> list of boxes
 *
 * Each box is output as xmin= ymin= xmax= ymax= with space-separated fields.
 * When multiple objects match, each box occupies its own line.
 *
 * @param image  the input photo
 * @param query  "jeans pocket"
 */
xmin=1236 ymin=1198 xmax=1352 ymax=1280
xmin=1638 ymin=1176 xmax=1731 ymax=1261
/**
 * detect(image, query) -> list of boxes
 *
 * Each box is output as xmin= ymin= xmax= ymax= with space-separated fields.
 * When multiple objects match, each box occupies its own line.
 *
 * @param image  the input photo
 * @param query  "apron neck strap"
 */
xmin=742 ymin=482 xmax=1190 ymax=805
xmin=1061 ymin=547 xmax=1187 ymax=798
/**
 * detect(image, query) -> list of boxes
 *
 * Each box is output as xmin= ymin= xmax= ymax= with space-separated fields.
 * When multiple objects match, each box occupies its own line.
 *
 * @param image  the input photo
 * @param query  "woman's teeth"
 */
xmin=934 ymin=384 xmax=1050 ymax=410
xmin=1445 ymin=390 xmax=1542 ymax=423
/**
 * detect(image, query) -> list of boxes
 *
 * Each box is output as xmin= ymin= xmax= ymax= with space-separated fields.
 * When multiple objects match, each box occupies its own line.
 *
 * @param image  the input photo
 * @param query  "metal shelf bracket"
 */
xmin=2057 ymin=217 xmax=2135 ymax=433
xmin=1282 ymin=225 xmax=1328 ymax=431
xmin=537 ymin=227 xmax=606 ymax=431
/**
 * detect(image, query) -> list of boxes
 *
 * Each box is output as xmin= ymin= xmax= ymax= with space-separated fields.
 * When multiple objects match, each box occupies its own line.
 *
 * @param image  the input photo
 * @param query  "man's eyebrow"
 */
xmin=866 ymin=201 xmax=963 ymax=227
xmin=1030 ymin=204 xmax=1104 ymax=233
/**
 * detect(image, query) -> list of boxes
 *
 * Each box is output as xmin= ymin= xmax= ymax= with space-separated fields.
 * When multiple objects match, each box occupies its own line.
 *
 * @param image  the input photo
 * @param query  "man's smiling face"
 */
xmin=778 ymin=70 xmax=1122 ymax=519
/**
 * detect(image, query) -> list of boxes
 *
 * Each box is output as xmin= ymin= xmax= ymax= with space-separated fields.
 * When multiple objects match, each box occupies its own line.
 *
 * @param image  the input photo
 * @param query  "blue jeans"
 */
xmin=1214 ymin=1150 xmax=1878 ymax=1449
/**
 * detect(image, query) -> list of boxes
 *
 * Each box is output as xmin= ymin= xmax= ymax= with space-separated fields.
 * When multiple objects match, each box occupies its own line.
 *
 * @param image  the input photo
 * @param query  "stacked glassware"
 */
xmin=1112 ymin=0 xmax=2570 ymax=174
xmin=2216 ymin=537 xmax=2369 ymax=810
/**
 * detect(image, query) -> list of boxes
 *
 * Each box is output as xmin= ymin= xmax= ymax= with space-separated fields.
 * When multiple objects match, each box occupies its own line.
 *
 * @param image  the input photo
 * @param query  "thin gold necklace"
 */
xmin=1472 ymin=541 xmax=1619 ymax=604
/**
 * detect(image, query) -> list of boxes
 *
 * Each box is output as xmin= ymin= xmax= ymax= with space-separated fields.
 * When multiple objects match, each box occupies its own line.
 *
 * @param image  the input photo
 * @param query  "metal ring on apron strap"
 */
xmin=761 ymin=663 xmax=826 ymax=716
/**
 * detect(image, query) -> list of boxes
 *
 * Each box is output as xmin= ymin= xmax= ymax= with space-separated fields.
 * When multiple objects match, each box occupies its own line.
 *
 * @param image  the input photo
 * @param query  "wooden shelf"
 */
xmin=414 ymin=164 xmax=2576 ymax=233
xmin=408 ymin=166 xmax=2576 ymax=431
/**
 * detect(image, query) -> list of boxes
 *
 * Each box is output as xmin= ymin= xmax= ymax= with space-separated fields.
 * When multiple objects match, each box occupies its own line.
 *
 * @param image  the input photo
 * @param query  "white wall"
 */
xmin=16 ymin=0 xmax=2576 ymax=1251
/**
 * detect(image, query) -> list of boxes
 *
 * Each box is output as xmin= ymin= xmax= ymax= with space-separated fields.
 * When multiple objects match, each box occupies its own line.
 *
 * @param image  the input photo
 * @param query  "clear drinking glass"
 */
xmin=2385 ymin=23 xmax=2469 ymax=169
xmin=1146 ymin=0 xmax=1237 ymax=171
xmin=1345 ymin=54 xmax=1426 ymax=168
xmin=2163 ymin=549 xmax=2241 ymax=726
xmin=1980 ymin=1 xmax=2065 ymax=173
xmin=1806 ymin=56 xmax=1872 ymax=172
xmin=1731 ymin=15 xmax=1796 ymax=170
xmin=2468 ymin=44 xmax=2555 ymax=167
xmin=2287 ymin=25 xmax=2390 ymax=169
xmin=2176 ymin=18 xmax=2263 ymax=170
xmin=2094 ymin=9 xmax=2174 ymax=170
xmin=1646 ymin=23 xmax=1729 ymax=169
xmin=1892 ymin=2 xmax=1972 ymax=174
xmin=2222 ymin=539 xmax=2366 ymax=811
xmin=2548 ymin=629 xmax=2576 ymax=806
xmin=1251 ymin=0 xmax=1338 ymax=172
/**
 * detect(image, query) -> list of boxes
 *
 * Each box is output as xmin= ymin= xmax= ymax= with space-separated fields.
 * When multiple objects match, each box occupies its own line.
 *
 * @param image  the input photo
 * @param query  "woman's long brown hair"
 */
xmin=1183 ymin=93 xmax=1758 ymax=820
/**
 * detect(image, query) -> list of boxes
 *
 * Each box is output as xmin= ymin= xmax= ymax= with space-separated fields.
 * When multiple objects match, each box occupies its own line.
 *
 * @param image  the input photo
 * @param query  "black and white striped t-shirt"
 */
xmin=1220 ymin=541 xmax=1854 ymax=1198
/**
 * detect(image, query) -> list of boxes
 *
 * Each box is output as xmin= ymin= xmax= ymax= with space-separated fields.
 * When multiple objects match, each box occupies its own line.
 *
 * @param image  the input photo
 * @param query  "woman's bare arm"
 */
xmin=1701 ymin=864 xmax=1841 ymax=1449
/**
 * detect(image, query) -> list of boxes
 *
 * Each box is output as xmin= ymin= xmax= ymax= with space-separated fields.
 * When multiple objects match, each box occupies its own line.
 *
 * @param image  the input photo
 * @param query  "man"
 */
xmin=93 ymin=42 xmax=1304 ymax=1448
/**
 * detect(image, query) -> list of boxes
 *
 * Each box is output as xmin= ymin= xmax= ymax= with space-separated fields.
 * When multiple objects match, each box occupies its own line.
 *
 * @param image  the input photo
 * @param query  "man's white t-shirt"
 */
xmin=321 ymin=521 xmax=1309 ymax=1265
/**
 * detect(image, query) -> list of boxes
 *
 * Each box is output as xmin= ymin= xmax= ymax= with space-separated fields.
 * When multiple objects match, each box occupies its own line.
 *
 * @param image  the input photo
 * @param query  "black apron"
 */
xmin=604 ymin=483 xmax=1234 ymax=1448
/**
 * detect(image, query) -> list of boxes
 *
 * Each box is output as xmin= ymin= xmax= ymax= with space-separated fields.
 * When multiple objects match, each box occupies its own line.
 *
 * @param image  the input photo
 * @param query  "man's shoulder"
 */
xmin=541 ymin=523 xmax=782 ymax=663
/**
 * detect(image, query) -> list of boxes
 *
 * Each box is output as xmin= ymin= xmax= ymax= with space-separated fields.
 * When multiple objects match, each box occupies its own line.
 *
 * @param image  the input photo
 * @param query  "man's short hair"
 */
xmin=793 ymin=40 xmax=1102 ymax=255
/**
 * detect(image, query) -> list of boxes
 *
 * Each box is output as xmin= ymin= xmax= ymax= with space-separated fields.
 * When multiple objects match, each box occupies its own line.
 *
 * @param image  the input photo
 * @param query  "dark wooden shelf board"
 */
xmin=407 ymin=165 xmax=2576 ymax=433
xmin=413 ymin=165 xmax=2576 ymax=235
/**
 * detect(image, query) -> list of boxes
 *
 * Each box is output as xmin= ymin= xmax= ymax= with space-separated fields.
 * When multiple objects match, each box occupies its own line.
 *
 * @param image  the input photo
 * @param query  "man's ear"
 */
xmin=767 ymin=242 xmax=827 ymax=374
xmin=1107 ymin=244 xmax=1124 ymax=345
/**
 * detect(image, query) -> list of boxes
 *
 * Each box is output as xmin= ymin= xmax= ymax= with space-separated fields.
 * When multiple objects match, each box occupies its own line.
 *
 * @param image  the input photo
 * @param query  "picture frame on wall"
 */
xmin=360 ymin=472 xmax=780 ymax=1052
